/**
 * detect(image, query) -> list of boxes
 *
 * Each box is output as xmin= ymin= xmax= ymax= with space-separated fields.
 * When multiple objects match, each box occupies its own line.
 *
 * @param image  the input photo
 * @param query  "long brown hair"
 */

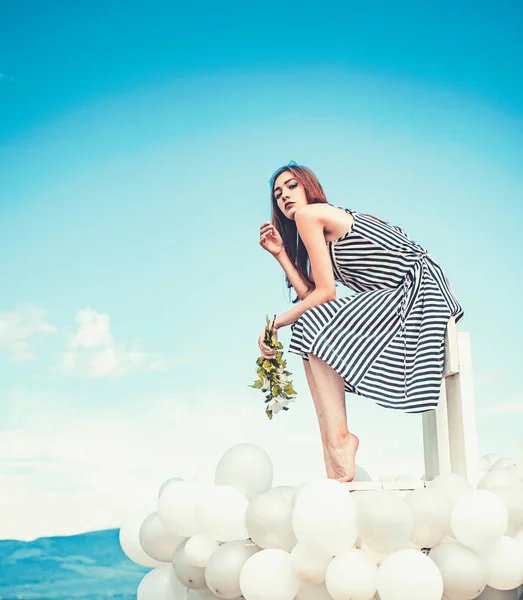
xmin=269 ymin=162 xmax=390 ymax=303
xmin=269 ymin=163 xmax=328 ymax=303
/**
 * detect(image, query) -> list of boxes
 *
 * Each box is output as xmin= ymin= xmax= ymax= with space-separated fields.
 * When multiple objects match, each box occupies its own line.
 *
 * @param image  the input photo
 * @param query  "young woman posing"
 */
xmin=257 ymin=164 xmax=463 ymax=483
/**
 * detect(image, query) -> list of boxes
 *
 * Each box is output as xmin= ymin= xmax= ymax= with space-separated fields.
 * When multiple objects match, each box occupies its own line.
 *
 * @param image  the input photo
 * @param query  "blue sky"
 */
xmin=1 ymin=1 xmax=522 ymax=540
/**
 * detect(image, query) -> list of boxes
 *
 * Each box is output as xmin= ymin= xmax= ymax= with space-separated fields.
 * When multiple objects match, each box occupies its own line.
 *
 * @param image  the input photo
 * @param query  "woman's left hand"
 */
xmin=258 ymin=327 xmax=277 ymax=360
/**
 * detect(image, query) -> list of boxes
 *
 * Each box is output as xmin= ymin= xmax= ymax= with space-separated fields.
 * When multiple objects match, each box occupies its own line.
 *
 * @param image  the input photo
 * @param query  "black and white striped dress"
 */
xmin=289 ymin=208 xmax=464 ymax=413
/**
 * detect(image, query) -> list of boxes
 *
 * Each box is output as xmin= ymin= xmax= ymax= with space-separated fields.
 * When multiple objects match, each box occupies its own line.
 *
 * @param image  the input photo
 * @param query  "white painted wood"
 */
xmin=349 ymin=317 xmax=479 ymax=490
xmin=445 ymin=331 xmax=479 ymax=483
xmin=443 ymin=316 xmax=459 ymax=377
xmin=344 ymin=480 xmax=426 ymax=492
xmin=422 ymin=379 xmax=452 ymax=480
xmin=421 ymin=317 xmax=479 ymax=484
xmin=381 ymin=480 xmax=426 ymax=491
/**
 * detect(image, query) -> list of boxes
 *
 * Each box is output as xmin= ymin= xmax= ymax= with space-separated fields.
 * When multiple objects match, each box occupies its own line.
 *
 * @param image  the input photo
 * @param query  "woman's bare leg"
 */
xmin=306 ymin=353 xmax=360 ymax=482
xmin=303 ymin=358 xmax=336 ymax=478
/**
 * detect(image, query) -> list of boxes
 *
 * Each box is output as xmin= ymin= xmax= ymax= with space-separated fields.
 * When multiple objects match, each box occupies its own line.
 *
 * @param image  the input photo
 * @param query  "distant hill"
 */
xmin=0 ymin=529 xmax=149 ymax=599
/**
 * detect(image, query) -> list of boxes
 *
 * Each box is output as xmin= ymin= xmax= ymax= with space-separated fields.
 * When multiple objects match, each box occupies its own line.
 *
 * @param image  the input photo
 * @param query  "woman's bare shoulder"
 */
xmin=295 ymin=203 xmax=345 ymax=221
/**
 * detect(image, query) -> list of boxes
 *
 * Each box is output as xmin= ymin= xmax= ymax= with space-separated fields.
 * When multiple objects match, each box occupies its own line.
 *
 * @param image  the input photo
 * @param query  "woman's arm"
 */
xmin=275 ymin=250 xmax=315 ymax=300
xmin=274 ymin=206 xmax=336 ymax=329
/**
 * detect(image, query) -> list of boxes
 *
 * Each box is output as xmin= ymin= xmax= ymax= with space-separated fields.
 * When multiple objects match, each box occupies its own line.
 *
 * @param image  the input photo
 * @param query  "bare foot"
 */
xmin=326 ymin=432 xmax=360 ymax=483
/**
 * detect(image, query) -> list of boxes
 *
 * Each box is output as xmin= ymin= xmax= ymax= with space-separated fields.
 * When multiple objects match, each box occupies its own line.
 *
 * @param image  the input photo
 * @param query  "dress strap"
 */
xmin=337 ymin=205 xmax=354 ymax=214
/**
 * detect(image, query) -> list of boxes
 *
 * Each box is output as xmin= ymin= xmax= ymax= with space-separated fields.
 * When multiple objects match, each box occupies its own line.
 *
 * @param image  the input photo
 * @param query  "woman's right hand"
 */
xmin=259 ymin=222 xmax=284 ymax=257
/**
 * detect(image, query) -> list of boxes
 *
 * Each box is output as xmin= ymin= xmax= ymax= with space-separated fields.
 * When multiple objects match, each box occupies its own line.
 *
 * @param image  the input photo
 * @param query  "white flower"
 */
xmin=267 ymin=399 xmax=283 ymax=414
xmin=267 ymin=396 xmax=295 ymax=415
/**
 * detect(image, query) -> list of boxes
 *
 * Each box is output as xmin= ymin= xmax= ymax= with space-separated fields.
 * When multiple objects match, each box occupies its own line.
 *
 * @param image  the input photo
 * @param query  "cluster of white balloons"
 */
xmin=119 ymin=444 xmax=523 ymax=600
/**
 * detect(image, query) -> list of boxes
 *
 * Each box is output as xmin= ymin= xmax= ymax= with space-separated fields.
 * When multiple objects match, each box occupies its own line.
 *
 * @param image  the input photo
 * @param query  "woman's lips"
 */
xmin=285 ymin=202 xmax=294 ymax=210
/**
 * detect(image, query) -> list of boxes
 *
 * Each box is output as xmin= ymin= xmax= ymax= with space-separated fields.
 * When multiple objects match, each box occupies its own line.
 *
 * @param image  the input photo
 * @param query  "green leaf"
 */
xmin=266 ymin=407 xmax=273 ymax=420
xmin=284 ymin=383 xmax=297 ymax=395
xmin=251 ymin=380 xmax=263 ymax=389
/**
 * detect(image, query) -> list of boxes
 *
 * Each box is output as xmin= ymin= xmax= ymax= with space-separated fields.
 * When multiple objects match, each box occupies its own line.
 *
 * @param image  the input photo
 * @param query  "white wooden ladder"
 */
xmin=422 ymin=316 xmax=479 ymax=483
xmin=346 ymin=316 xmax=479 ymax=492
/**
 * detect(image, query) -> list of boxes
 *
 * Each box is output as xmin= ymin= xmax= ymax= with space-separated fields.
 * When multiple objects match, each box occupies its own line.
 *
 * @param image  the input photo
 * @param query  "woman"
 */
xmin=258 ymin=163 xmax=464 ymax=483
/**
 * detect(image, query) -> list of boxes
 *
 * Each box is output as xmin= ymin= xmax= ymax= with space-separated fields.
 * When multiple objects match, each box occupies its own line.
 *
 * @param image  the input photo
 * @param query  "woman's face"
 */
xmin=273 ymin=171 xmax=308 ymax=220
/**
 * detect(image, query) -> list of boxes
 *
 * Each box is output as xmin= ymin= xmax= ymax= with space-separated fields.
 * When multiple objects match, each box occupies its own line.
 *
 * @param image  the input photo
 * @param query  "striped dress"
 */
xmin=288 ymin=207 xmax=464 ymax=413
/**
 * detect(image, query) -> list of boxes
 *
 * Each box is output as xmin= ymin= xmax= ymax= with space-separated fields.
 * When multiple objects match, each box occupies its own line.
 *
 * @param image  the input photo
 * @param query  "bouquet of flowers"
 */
xmin=249 ymin=315 xmax=297 ymax=419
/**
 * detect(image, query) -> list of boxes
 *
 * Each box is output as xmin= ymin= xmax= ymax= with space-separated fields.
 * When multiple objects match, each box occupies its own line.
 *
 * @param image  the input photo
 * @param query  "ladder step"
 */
xmin=342 ymin=480 xmax=427 ymax=492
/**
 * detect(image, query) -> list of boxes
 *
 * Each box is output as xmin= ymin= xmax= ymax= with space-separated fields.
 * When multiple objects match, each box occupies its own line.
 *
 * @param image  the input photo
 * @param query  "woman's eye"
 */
xmin=289 ymin=183 xmax=297 ymax=189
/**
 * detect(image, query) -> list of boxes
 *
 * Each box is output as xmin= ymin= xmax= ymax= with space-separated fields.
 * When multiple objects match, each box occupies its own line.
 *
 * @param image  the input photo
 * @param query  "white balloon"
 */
xmin=357 ymin=492 xmax=413 ymax=554
xmin=158 ymin=481 xmax=208 ymax=537
xmin=377 ymin=549 xmax=443 ymax=600
xmin=478 ymin=470 xmax=522 ymax=492
xmin=185 ymin=534 xmax=220 ymax=568
xmin=325 ymin=549 xmax=378 ymax=600
xmin=451 ymin=490 xmax=508 ymax=551
xmin=173 ymin=539 xmax=207 ymax=590
xmin=119 ymin=508 xmax=168 ymax=568
xmin=139 ymin=512 xmax=184 ymax=562
xmin=295 ymin=581 xmax=333 ymax=600
xmin=138 ymin=566 xmax=187 ymax=600
xmin=429 ymin=542 xmax=486 ymax=599
xmin=428 ymin=473 xmax=472 ymax=506
xmin=196 ymin=485 xmax=249 ymax=542
xmin=440 ymin=535 xmax=460 ymax=545
xmin=187 ymin=589 xmax=224 ymax=599
xmin=470 ymin=469 xmax=491 ymax=488
xmin=491 ymin=458 xmax=517 ymax=470
xmin=205 ymin=540 xmax=259 ymax=598
xmin=159 ymin=477 xmax=184 ymax=498
xmin=483 ymin=536 xmax=523 ymax=591
xmin=293 ymin=479 xmax=357 ymax=556
xmin=354 ymin=465 xmax=373 ymax=481
xmin=489 ymin=486 xmax=523 ymax=537
xmin=239 ymin=548 xmax=300 ymax=600
xmin=479 ymin=457 xmax=492 ymax=472
xmin=215 ymin=443 xmax=273 ymax=500
xmin=360 ymin=542 xmax=387 ymax=565
xmin=405 ymin=540 xmax=422 ymax=551
xmin=504 ymin=465 xmax=523 ymax=483
xmin=272 ymin=485 xmax=296 ymax=503
xmin=482 ymin=454 xmax=502 ymax=467
xmin=245 ymin=488 xmax=297 ymax=551
xmin=404 ymin=487 xmax=451 ymax=548
xmin=476 ymin=585 xmax=518 ymax=599
xmin=290 ymin=542 xmax=333 ymax=584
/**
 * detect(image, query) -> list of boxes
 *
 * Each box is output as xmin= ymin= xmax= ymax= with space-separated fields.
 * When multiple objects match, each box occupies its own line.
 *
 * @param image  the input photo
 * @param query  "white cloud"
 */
xmin=1 ymin=304 xmax=183 ymax=377
xmin=0 ymin=305 xmax=56 ymax=361
xmin=72 ymin=307 xmax=114 ymax=348
xmin=54 ymin=306 xmax=179 ymax=378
